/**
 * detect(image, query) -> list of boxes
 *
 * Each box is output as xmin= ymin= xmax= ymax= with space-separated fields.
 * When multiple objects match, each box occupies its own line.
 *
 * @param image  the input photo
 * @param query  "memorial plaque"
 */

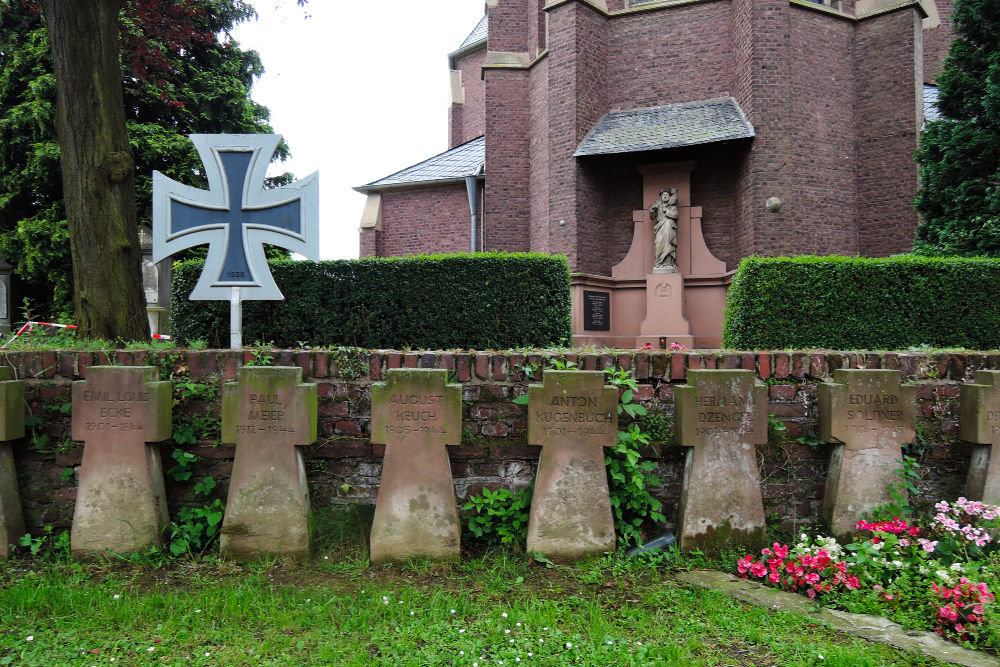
xmin=70 ymin=366 xmax=171 ymax=558
xmin=819 ymin=369 xmax=915 ymax=539
xmin=583 ymin=290 xmax=610 ymax=331
xmin=960 ymin=371 xmax=1000 ymax=504
xmin=675 ymin=370 xmax=767 ymax=550
xmin=0 ymin=367 xmax=24 ymax=557
xmin=526 ymin=370 xmax=618 ymax=560
xmin=220 ymin=366 xmax=317 ymax=561
xmin=370 ymin=369 xmax=462 ymax=563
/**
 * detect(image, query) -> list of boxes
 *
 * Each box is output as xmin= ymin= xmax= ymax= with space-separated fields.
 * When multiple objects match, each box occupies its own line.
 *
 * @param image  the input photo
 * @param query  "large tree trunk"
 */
xmin=41 ymin=0 xmax=150 ymax=342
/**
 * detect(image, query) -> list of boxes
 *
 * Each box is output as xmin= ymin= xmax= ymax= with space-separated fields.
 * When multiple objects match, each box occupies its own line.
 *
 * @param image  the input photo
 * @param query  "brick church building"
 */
xmin=356 ymin=0 xmax=955 ymax=346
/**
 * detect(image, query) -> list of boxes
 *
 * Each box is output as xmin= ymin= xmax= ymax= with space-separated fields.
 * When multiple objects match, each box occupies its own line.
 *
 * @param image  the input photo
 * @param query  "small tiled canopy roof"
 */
xmin=354 ymin=136 xmax=485 ymax=192
xmin=458 ymin=14 xmax=487 ymax=51
xmin=574 ymin=97 xmax=755 ymax=157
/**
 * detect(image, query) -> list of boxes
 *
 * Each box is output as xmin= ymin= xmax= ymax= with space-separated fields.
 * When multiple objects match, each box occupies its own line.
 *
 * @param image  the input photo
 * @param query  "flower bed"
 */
xmin=736 ymin=498 xmax=1000 ymax=650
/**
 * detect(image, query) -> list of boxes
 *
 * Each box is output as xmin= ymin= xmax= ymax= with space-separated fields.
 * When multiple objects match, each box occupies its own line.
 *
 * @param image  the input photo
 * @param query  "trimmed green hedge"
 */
xmin=170 ymin=253 xmax=572 ymax=349
xmin=723 ymin=255 xmax=1000 ymax=350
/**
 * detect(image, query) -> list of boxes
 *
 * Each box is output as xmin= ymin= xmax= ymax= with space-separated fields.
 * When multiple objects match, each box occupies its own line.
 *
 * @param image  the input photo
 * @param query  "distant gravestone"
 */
xmin=819 ymin=369 xmax=915 ymax=538
xmin=0 ymin=367 xmax=24 ymax=557
xmin=526 ymin=371 xmax=618 ymax=560
xmin=70 ymin=366 xmax=171 ymax=558
xmin=675 ymin=369 xmax=767 ymax=550
xmin=370 ymin=369 xmax=461 ymax=563
xmin=960 ymin=371 xmax=1000 ymax=504
xmin=220 ymin=366 xmax=317 ymax=561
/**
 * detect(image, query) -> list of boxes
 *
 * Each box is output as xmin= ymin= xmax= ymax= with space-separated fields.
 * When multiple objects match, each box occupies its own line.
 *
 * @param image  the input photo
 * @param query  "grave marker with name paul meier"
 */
xmin=0 ymin=367 xmax=24 ymax=557
xmin=960 ymin=370 xmax=1000 ymax=504
xmin=70 ymin=367 xmax=172 ymax=558
xmin=675 ymin=369 xmax=767 ymax=550
xmin=526 ymin=371 xmax=618 ymax=560
xmin=220 ymin=366 xmax=317 ymax=561
xmin=819 ymin=369 xmax=915 ymax=538
xmin=370 ymin=369 xmax=462 ymax=563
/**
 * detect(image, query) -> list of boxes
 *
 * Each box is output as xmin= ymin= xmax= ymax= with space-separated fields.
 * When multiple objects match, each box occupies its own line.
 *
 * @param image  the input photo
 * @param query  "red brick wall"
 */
xmin=729 ymin=0 xmax=758 ymax=260
xmin=451 ymin=48 xmax=487 ymax=148
xmin=359 ymin=227 xmax=379 ymax=258
xmin=8 ymin=348 xmax=983 ymax=537
xmin=488 ymin=0 xmax=530 ymax=52
xmin=923 ymin=0 xmax=955 ymax=84
xmin=378 ymin=186 xmax=472 ymax=256
xmin=484 ymin=69 xmax=531 ymax=252
xmin=855 ymin=9 xmax=921 ymax=256
xmin=788 ymin=8 xmax=859 ymax=255
xmin=529 ymin=57 xmax=551 ymax=254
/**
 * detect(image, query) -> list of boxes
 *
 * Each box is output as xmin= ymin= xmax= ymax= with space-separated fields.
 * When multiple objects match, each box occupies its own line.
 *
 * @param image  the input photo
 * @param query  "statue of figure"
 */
xmin=650 ymin=188 xmax=679 ymax=271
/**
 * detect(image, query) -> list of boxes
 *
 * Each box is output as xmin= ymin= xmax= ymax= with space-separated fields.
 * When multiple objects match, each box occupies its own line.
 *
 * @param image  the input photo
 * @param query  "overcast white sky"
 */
xmin=230 ymin=1 xmax=486 ymax=260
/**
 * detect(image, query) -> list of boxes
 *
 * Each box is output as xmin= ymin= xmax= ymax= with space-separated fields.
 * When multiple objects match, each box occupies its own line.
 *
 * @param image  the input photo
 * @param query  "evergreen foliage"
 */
xmin=723 ymin=255 xmax=1000 ymax=350
xmin=914 ymin=0 xmax=1000 ymax=256
xmin=170 ymin=254 xmax=573 ymax=350
xmin=0 ymin=1 xmax=285 ymax=320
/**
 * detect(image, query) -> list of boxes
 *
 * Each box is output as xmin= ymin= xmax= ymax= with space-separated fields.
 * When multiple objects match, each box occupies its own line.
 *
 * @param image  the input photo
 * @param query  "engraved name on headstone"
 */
xmin=819 ymin=369 xmax=915 ymax=538
xmin=526 ymin=370 xmax=618 ymax=560
xmin=675 ymin=369 xmax=767 ymax=550
xmin=370 ymin=369 xmax=462 ymax=563
xmin=0 ymin=367 xmax=24 ymax=557
xmin=70 ymin=366 xmax=171 ymax=558
xmin=220 ymin=366 xmax=317 ymax=561
xmin=960 ymin=370 xmax=1000 ymax=504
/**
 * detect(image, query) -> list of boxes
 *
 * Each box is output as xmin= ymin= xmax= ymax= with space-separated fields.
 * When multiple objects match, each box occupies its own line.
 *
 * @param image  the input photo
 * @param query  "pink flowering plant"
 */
xmin=735 ymin=498 xmax=1000 ymax=650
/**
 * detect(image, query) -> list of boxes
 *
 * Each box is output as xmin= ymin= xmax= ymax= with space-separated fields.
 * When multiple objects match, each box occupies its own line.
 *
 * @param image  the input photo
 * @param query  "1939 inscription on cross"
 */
xmin=152 ymin=134 xmax=319 ymax=301
xmin=370 ymin=369 xmax=462 ymax=564
xmin=70 ymin=366 xmax=172 ymax=559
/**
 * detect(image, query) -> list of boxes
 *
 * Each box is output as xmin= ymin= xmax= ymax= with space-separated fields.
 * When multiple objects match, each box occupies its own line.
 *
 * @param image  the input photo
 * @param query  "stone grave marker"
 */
xmin=819 ymin=369 xmax=915 ymax=538
xmin=70 ymin=366 xmax=171 ymax=558
xmin=370 ymin=369 xmax=461 ymax=563
xmin=960 ymin=370 xmax=1000 ymax=504
xmin=526 ymin=370 xmax=618 ymax=560
xmin=675 ymin=369 xmax=768 ymax=550
xmin=220 ymin=366 xmax=317 ymax=561
xmin=0 ymin=367 xmax=24 ymax=557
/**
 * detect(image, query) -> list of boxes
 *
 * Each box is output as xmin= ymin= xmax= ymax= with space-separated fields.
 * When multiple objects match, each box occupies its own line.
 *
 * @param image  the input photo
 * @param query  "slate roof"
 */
xmin=458 ymin=15 xmax=488 ymax=51
xmin=354 ymin=136 xmax=485 ymax=192
xmin=574 ymin=97 xmax=755 ymax=157
xmin=923 ymin=84 xmax=942 ymax=124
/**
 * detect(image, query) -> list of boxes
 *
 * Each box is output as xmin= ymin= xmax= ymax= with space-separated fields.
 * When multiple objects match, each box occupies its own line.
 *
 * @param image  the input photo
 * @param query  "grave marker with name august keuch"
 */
xmin=220 ymin=366 xmax=317 ymax=561
xmin=0 ymin=367 xmax=24 ymax=557
xmin=70 ymin=366 xmax=172 ymax=558
xmin=370 ymin=369 xmax=462 ymax=564
xmin=819 ymin=369 xmax=915 ymax=539
xmin=526 ymin=371 xmax=618 ymax=560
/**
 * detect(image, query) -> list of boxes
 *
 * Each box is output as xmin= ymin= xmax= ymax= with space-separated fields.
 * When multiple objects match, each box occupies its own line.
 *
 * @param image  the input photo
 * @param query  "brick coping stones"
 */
xmin=674 ymin=369 xmax=767 ymax=550
xmin=0 ymin=367 xmax=24 ymax=558
xmin=220 ymin=366 xmax=317 ymax=561
xmin=819 ymin=369 xmax=915 ymax=539
xmin=960 ymin=371 xmax=1000 ymax=504
xmin=526 ymin=370 xmax=618 ymax=561
xmin=70 ymin=366 xmax=172 ymax=558
xmin=369 ymin=369 xmax=462 ymax=563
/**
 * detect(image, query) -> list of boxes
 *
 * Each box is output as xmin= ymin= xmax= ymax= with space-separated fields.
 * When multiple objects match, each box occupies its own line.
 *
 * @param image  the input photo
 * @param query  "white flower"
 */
xmin=528 ymin=653 xmax=533 ymax=657
xmin=146 ymin=647 xmax=154 ymax=652
xmin=460 ymin=651 xmax=465 ymax=656
xmin=565 ymin=642 xmax=572 ymax=649
xmin=194 ymin=609 xmax=201 ymax=613
xmin=539 ymin=638 xmax=544 ymax=643
xmin=509 ymin=639 xmax=514 ymax=644
xmin=112 ymin=594 xmax=120 ymax=600
xmin=25 ymin=636 xmax=33 ymax=642
xmin=516 ymin=622 xmax=522 ymax=627
xmin=950 ymin=563 xmax=964 ymax=572
xmin=607 ymin=640 xmax=613 ymax=644
xmin=459 ymin=629 xmax=466 ymax=634
xmin=382 ymin=596 xmax=389 ymax=604
xmin=410 ymin=611 xmax=414 ymax=616
xmin=502 ymin=612 xmax=508 ymax=618
xmin=506 ymin=629 xmax=511 ymax=634
xmin=204 ymin=652 xmax=210 ymax=657
xmin=450 ymin=609 xmax=456 ymax=614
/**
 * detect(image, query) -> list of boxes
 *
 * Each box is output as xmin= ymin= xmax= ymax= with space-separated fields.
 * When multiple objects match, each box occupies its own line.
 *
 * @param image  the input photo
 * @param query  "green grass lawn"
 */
xmin=0 ymin=513 xmax=949 ymax=667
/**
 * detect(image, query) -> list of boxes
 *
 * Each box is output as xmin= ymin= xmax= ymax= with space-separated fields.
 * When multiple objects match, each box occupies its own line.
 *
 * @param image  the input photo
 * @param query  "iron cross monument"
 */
xmin=152 ymin=134 xmax=319 ymax=348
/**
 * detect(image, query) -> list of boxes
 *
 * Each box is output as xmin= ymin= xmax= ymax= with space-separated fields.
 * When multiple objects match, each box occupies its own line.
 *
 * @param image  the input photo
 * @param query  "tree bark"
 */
xmin=40 ymin=0 xmax=150 ymax=341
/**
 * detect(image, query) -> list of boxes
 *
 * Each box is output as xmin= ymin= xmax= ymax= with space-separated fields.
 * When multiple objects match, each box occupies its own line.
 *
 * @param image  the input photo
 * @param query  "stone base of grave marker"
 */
xmin=0 ymin=367 xmax=24 ymax=558
xmin=70 ymin=367 xmax=172 ymax=558
xmin=370 ymin=369 xmax=461 ymax=564
xmin=820 ymin=369 xmax=915 ymax=539
xmin=960 ymin=371 xmax=1000 ymax=504
xmin=675 ymin=369 xmax=767 ymax=551
xmin=526 ymin=371 xmax=618 ymax=561
xmin=220 ymin=366 xmax=317 ymax=562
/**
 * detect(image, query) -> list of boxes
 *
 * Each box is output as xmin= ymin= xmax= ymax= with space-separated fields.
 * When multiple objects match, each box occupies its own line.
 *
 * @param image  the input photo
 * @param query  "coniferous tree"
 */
xmin=0 ymin=0 xmax=286 ymax=326
xmin=914 ymin=0 xmax=1000 ymax=256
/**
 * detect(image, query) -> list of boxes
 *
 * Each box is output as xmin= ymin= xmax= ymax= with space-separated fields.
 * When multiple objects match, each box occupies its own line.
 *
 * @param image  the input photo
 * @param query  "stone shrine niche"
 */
xmin=570 ymin=161 xmax=731 ymax=349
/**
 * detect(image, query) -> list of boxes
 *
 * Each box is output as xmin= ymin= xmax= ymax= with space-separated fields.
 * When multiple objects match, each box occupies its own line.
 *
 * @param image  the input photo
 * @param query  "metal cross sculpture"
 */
xmin=152 ymin=134 xmax=319 ymax=348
